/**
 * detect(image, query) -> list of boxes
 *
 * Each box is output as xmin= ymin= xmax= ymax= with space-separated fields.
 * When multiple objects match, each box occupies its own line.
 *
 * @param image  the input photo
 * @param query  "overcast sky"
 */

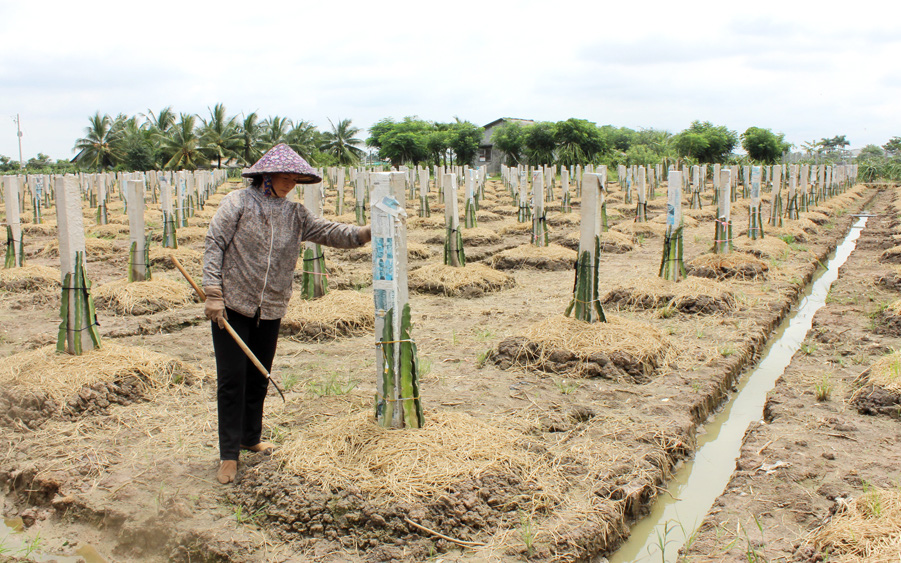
xmin=2 ymin=0 xmax=899 ymax=162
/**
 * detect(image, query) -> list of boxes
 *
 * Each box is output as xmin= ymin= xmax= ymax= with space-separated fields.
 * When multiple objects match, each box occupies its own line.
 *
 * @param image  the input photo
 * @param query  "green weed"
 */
xmin=720 ymin=344 xmax=736 ymax=357
xmin=815 ymin=375 xmax=832 ymax=402
xmin=518 ymin=511 xmax=536 ymax=558
xmin=554 ymin=377 xmax=581 ymax=395
xmin=307 ymin=372 xmax=358 ymax=397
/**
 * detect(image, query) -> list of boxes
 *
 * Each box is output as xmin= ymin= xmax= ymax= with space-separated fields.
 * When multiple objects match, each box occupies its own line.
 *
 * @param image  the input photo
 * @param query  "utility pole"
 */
xmin=14 ymin=114 xmax=24 ymax=169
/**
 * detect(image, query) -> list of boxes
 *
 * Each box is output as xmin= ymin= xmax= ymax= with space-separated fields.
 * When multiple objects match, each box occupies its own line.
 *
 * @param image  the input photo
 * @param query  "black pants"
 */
xmin=211 ymin=308 xmax=281 ymax=461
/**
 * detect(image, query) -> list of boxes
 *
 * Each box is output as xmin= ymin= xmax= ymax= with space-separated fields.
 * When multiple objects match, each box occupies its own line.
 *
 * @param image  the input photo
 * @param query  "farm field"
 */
xmin=682 ymin=185 xmax=901 ymax=563
xmin=0 ymin=175 xmax=889 ymax=562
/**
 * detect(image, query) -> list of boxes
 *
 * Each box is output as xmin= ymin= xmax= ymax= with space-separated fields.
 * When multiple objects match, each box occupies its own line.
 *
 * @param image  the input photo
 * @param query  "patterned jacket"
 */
xmin=203 ymin=187 xmax=365 ymax=320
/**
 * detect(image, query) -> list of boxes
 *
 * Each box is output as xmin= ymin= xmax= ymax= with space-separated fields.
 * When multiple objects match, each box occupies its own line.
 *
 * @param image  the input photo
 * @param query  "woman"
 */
xmin=203 ymin=143 xmax=371 ymax=484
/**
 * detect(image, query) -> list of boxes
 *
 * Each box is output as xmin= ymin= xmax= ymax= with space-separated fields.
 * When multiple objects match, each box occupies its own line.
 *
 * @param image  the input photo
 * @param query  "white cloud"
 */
xmin=2 ymin=0 xmax=900 ymax=160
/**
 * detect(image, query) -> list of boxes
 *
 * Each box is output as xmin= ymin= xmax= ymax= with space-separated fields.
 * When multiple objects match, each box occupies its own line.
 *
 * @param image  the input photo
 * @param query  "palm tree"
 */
xmin=286 ymin=120 xmax=319 ymax=162
xmin=143 ymin=106 xmax=176 ymax=136
xmin=143 ymin=106 xmax=177 ymax=167
xmin=160 ymin=114 xmax=207 ymax=170
xmin=73 ymin=112 xmax=121 ymax=170
xmin=238 ymin=112 xmax=264 ymax=165
xmin=260 ymin=116 xmax=292 ymax=148
xmin=200 ymin=103 xmax=241 ymax=168
xmin=320 ymin=118 xmax=365 ymax=166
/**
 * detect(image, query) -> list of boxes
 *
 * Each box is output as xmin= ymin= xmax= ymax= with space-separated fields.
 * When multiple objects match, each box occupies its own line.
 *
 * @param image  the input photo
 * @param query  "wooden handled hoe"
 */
xmin=170 ymin=256 xmax=286 ymax=402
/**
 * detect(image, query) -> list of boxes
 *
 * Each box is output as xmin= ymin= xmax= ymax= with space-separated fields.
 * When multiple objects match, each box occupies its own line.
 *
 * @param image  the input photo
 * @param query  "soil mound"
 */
xmin=408 ymin=263 xmax=514 ymax=297
xmin=850 ymin=350 xmax=901 ymax=418
xmin=612 ymin=222 xmax=667 ymax=239
xmin=425 ymin=227 xmax=500 ymax=246
xmin=0 ymin=264 xmax=60 ymax=293
xmin=874 ymin=299 xmax=901 ymax=337
xmin=733 ymin=236 xmax=792 ymax=259
xmin=39 ymin=238 xmax=115 ymax=259
xmin=148 ymin=247 xmax=204 ymax=278
xmin=93 ymin=278 xmax=196 ymax=315
xmin=490 ymin=244 xmax=576 ymax=271
xmin=0 ymin=342 xmax=201 ymax=429
xmin=491 ymin=314 xmax=675 ymax=383
xmin=602 ymin=276 xmax=736 ymax=315
xmin=688 ymin=252 xmax=769 ymax=280
xmin=804 ymin=487 xmax=901 ymax=562
xmin=559 ymin=231 xmax=634 ymax=253
xmin=281 ymin=290 xmax=374 ymax=340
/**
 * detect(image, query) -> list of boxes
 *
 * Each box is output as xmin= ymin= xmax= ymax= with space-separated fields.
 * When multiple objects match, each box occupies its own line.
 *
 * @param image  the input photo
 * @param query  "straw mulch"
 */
xmin=873 ymin=300 xmax=901 ymax=338
xmin=612 ymin=222 xmax=668 ymax=239
xmin=281 ymin=289 xmax=374 ymax=340
xmin=492 ymin=314 xmax=676 ymax=383
xmin=650 ymin=214 xmax=700 ymax=228
xmin=879 ymin=245 xmax=901 ymax=264
xmin=546 ymin=212 xmax=581 ymax=227
xmin=333 ymin=212 xmax=358 ymax=224
xmin=491 ymin=244 xmax=577 ymax=271
xmin=87 ymin=224 xmax=131 ymax=239
xmin=273 ymin=410 xmax=558 ymax=504
xmin=499 ymin=222 xmax=534 ymax=235
xmin=0 ymin=264 xmax=60 ymax=293
xmin=476 ymin=210 xmax=503 ymax=222
xmin=733 ymin=236 xmax=792 ymax=259
xmin=408 ymin=263 xmax=515 ymax=297
xmin=39 ymin=237 xmax=115 ymax=258
xmin=460 ymin=227 xmax=501 ymax=246
xmin=407 ymin=215 xmax=445 ymax=229
xmin=850 ymin=350 xmax=901 ymax=418
xmin=21 ymin=221 xmax=57 ymax=236
xmin=149 ymin=246 xmax=204 ymax=278
xmin=559 ymin=230 xmax=634 ymax=254
xmin=602 ymin=276 xmax=737 ymax=315
xmin=683 ymin=207 xmax=718 ymax=221
xmin=876 ymin=265 xmax=901 ymax=291
xmin=0 ymin=342 xmax=202 ymax=428
xmin=340 ymin=241 xmax=432 ymax=262
xmin=491 ymin=204 xmax=519 ymax=216
xmin=805 ymin=488 xmax=901 ymax=563
xmin=801 ymin=211 xmax=831 ymax=225
xmin=687 ymin=252 xmax=769 ymax=281
xmin=93 ymin=278 xmax=197 ymax=315
xmin=769 ymin=224 xmax=812 ymax=244
xmin=151 ymin=225 xmax=207 ymax=244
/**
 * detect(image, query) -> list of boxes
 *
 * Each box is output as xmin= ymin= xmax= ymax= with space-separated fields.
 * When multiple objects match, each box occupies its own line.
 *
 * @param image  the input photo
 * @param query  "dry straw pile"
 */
xmin=602 ymin=276 xmax=737 ymax=315
xmin=281 ymin=289 xmax=374 ymax=340
xmin=732 ymin=236 xmax=792 ymax=259
xmin=0 ymin=342 xmax=202 ymax=407
xmin=860 ymin=349 xmax=901 ymax=392
xmin=149 ymin=247 xmax=203 ymax=277
xmin=490 ymin=243 xmax=576 ymax=271
xmin=520 ymin=315 xmax=674 ymax=369
xmin=807 ymin=487 xmax=901 ymax=563
xmin=0 ymin=264 xmax=60 ymax=293
xmin=561 ymin=230 xmax=633 ymax=253
xmin=688 ymin=252 xmax=769 ymax=281
xmin=276 ymin=410 xmax=558 ymax=505
xmin=93 ymin=278 xmax=196 ymax=315
xmin=408 ymin=263 xmax=515 ymax=296
xmin=494 ymin=314 xmax=676 ymax=382
xmin=612 ymin=222 xmax=667 ymax=239
xmin=40 ymin=238 xmax=114 ymax=258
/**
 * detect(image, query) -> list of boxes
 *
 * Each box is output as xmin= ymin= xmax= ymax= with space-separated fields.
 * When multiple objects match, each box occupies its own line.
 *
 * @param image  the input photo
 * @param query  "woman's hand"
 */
xmin=359 ymin=226 xmax=372 ymax=244
xmin=204 ymin=286 xmax=228 ymax=328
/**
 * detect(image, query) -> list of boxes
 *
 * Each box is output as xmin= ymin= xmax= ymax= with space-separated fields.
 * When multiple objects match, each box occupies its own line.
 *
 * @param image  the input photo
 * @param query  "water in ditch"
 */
xmin=1 ymin=517 xmax=109 ymax=562
xmin=607 ymin=215 xmax=869 ymax=563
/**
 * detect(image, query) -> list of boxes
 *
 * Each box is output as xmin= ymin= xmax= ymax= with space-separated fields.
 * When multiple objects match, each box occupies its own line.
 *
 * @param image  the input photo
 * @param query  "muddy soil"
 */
xmin=682 ymin=188 xmax=901 ymax=562
xmin=0 ymin=180 xmax=875 ymax=562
